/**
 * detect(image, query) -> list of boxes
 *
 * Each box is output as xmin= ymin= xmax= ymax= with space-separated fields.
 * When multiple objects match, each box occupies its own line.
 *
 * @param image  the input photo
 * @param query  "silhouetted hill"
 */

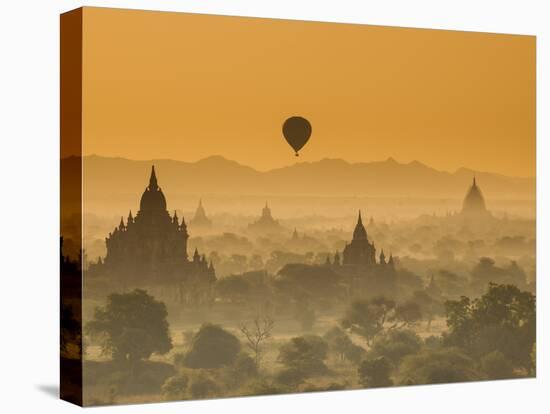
xmin=71 ymin=155 xmax=534 ymax=205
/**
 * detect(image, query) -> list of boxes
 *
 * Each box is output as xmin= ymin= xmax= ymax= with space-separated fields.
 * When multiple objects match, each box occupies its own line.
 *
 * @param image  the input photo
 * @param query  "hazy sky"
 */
xmin=81 ymin=7 xmax=535 ymax=177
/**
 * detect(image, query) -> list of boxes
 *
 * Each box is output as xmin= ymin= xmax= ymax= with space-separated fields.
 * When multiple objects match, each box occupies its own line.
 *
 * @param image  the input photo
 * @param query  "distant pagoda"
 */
xmin=248 ymin=202 xmax=284 ymax=234
xmin=189 ymin=199 xmax=213 ymax=230
xmin=461 ymin=177 xmax=491 ymax=218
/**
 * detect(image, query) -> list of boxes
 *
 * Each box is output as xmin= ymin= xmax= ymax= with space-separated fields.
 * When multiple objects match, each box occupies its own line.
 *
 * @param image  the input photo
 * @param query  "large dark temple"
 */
xmin=342 ymin=211 xmax=393 ymax=268
xmin=328 ymin=211 xmax=396 ymax=298
xmin=91 ymin=166 xmax=216 ymax=304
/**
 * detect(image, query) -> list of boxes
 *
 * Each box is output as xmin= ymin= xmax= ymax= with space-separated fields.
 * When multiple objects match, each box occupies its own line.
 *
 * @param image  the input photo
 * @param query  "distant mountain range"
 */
xmin=63 ymin=155 xmax=535 ymax=203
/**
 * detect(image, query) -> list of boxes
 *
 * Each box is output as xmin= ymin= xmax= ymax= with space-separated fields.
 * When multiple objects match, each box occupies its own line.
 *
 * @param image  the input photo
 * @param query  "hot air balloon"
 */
xmin=282 ymin=116 xmax=312 ymax=156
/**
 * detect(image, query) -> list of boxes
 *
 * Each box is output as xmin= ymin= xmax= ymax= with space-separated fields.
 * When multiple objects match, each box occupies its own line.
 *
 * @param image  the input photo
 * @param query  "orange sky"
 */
xmin=81 ymin=7 xmax=535 ymax=177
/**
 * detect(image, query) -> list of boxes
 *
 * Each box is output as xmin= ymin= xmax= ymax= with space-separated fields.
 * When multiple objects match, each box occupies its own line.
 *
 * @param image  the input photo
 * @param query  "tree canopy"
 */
xmin=277 ymin=335 xmax=329 ymax=378
xmin=444 ymin=283 xmax=535 ymax=370
xmin=86 ymin=289 xmax=172 ymax=362
xmin=396 ymin=347 xmax=480 ymax=385
xmin=184 ymin=324 xmax=241 ymax=369
xmin=275 ymin=263 xmax=343 ymax=301
xmin=324 ymin=326 xmax=366 ymax=363
xmin=369 ymin=329 xmax=423 ymax=366
xmin=357 ymin=357 xmax=393 ymax=388
xmin=341 ymin=296 xmax=422 ymax=345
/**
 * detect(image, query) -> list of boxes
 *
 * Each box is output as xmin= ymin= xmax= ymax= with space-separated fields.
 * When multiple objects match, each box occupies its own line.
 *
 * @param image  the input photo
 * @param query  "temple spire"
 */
xmin=352 ymin=210 xmax=367 ymax=240
xmin=149 ymin=165 xmax=158 ymax=190
xmin=379 ymin=249 xmax=386 ymax=264
xmin=333 ymin=251 xmax=341 ymax=266
xmin=388 ymin=253 xmax=394 ymax=265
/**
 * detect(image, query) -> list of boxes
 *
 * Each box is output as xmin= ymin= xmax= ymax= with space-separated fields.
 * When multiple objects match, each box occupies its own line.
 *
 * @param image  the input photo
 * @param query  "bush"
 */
xmin=161 ymin=373 xmax=189 ymax=399
xmin=357 ymin=357 xmax=393 ymax=388
xmin=277 ymin=335 xmax=329 ymax=378
xmin=221 ymin=352 xmax=259 ymax=389
xmin=184 ymin=324 xmax=241 ymax=369
xmin=324 ymin=326 xmax=366 ymax=363
xmin=481 ymin=351 xmax=515 ymax=380
xmin=188 ymin=370 xmax=219 ymax=399
xmin=173 ymin=352 xmax=186 ymax=368
xmin=245 ymin=379 xmax=289 ymax=396
xmin=424 ymin=335 xmax=443 ymax=350
xmin=233 ymin=352 xmax=258 ymax=378
xmin=397 ymin=347 xmax=480 ymax=385
xmin=370 ymin=329 xmax=422 ymax=366
xmin=276 ymin=368 xmax=307 ymax=388
xmin=302 ymin=382 xmax=348 ymax=392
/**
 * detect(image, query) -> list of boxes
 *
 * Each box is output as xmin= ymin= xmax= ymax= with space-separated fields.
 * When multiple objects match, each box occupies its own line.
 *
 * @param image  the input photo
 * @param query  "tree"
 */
xmin=444 ymin=283 xmax=535 ymax=370
xmin=217 ymin=352 xmax=259 ymax=390
xmin=232 ymin=352 xmax=258 ymax=380
xmin=85 ymin=289 xmax=172 ymax=362
xmin=294 ymin=299 xmax=316 ymax=331
xmin=184 ymin=324 xmax=241 ymax=369
xmin=480 ymin=351 xmax=515 ymax=380
xmin=216 ymin=275 xmax=250 ymax=303
xmin=275 ymin=263 xmax=343 ymax=301
xmin=323 ymin=326 xmax=366 ymax=363
xmin=470 ymin=258 xmax=528 ymax=293
xmin=61 ymin=303 xmax=81 ymax=358
xmin=435 ymin=269 xmax=469 ymax=299
xmin=276 ymin=367 xmax=307 ymax=388
xmin=396 ymin=347 xmax=480 ymax=385
xmin=392 ymin=301 xmax=422 ymax=330
xmin=188 ymin=370 xmax=219 ymax=399
xmin=357 ymin=357 xmax=393 ymax=388
xmin=342 ymin=297 xmax=422 ymax=346
xmin=161 ymin=373 xmax=189 ymax=399
xmin=341 ymin=298 xmax=392 ymax=346
xmin=369 ymin=329 xmax=422 ymax=366
xmin=411 ymin=289 xmax=444 ymax=331
xmin=239 ymin=317 xmax=274 ymax=369
xmin=277 ymin=335 xmax=329 ymax=379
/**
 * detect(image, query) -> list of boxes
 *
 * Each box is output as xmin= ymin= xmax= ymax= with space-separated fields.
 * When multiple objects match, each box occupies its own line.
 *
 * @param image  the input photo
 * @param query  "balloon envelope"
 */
xmin=282 ymin=116 xmax=312 ymax=156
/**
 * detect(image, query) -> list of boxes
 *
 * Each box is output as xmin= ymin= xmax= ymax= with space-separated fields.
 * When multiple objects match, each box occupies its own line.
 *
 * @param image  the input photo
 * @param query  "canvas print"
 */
xmin=60 ymin=7 xmax=536 ymax=406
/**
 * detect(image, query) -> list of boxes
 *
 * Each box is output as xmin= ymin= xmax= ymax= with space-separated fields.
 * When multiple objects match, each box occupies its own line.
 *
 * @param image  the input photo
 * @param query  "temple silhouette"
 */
xmin=248 ymin=202 xmax=284 ymax=234
xmin=189 ymin=199 xmax=213 ymax=230
xmin=341 ymin=211 xmax=394 ymax=268
xmin=90 ymin=166 xmax=216 ymax=305
xmin=461 ymin=177 xmax=491 ymax=218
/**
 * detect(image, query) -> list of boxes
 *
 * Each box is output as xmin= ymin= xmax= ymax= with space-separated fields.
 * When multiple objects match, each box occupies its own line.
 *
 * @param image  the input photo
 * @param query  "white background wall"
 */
xmin=0 ymin=0 xmax=548 ymax=412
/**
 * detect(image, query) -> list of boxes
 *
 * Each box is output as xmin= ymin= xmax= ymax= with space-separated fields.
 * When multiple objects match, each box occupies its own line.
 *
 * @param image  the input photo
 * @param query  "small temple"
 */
xmin=248 ymin=202 xmax=284 ymax=234
xmin=189 ymin=199 xmax=213 ymax=229
xmin=461 ymin=177 xmax=491 ymax=218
